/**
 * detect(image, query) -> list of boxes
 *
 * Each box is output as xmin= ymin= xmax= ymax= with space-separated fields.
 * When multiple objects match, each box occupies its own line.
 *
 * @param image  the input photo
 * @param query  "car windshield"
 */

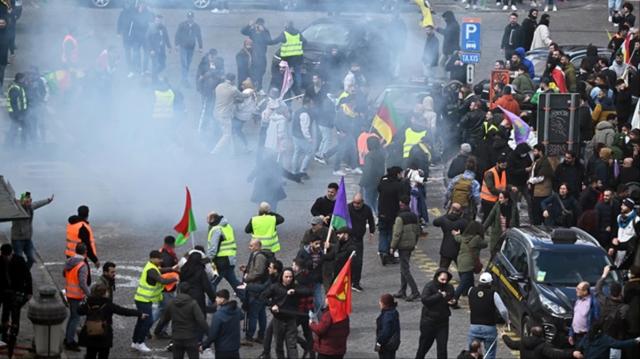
xmin=532 ymin=249 xmax=619 ymax=286
xmin=302 ymin=23 xmax=349 ymax=47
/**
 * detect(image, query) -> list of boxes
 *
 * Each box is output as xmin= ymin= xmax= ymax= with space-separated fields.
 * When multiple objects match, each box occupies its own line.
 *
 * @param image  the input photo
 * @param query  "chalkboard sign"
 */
xmin=537 ymin=93 xmax=581 ymax=157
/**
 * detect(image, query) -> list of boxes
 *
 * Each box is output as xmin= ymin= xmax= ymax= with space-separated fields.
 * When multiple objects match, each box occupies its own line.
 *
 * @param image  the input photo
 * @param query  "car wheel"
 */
xmin=90 ymin=0 xmax=111 ymax=8
xmin=193 ymin=0 xmax=211 ymax=9
xmin=521 ymin=315 xmax=532 ymax=337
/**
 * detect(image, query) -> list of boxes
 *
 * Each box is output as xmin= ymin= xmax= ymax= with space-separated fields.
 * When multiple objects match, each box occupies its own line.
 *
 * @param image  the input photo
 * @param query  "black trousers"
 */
xmin=317 ymin=355 xmax=343 ymax=359
xmin=85 ymin=347 xmax=110 ymax=359
xmin=352 ymin=238 xmax=364 ymax=285
xmin=399 ymin=250 xmax=419 ymax=296
xmin=273 ymin=317 xmax=298 ymax=359
xmin=481 ymin=200 xmax=495 ymax=221
xmin=531 ymin=196 xmax=546 ymax=225
xmin=379 ymin=349 xmax=397 ymax=359
xmin=415 ymin=320 xmax=449 ymax=359
xmin=172 ymin=339 xmax=199 ymax=359
xmin=438 ymin=256 xmax=455 ymax=270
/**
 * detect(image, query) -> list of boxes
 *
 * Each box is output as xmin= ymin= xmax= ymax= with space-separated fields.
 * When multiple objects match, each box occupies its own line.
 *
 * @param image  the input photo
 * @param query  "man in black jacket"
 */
xmin=174 ymin=11 xmax=203 ymax=86
xmin=554 ymin=151 xmax=585 ymax=199
xmin=348 ymin=193 xmax=375 ymax=291
xmin=310 ymin=182 xmax=338 ymax=226
xmin=377 ymin=167 xmax=410 ymax=265
xmin=433 ymin=204 xmax=468 ymax=269
xmin=241 ymin=18 xmax=272 ymax=91
xmin=146 ymin=15 xmax=172 ymax=84
xmin=520 ymin=9 xmax=538 ymax=51
xmin=415 ymin=269 xmax=454 ymax=359
xmin=595 ymin=189 xmax=618 ymax=248
xmin=0 ymin=243 xmax=32 ymax=345
xmin=436 ymin=11 xmax=460 ymax=66
xmin=501 ymin=13 xmax=522 ymax=60
xmin=447 ymin=144 xmax=472 ymax=180
xmin=503 ymin=326 xmax=580 ymax=359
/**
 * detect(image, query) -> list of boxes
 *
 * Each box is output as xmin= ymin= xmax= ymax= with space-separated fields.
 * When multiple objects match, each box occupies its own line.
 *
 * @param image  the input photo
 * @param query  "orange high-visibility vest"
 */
xmin=62 ymin=34 xmax=79 ymax=64
xmin=64 ymin=261 xmax=87 ymax=300
xmin=65 ymin=221 xmax=97 ymax=258
xmin=161 ymin=272 xmax=180 ymax=292
xmin=480 ymin=167 xmax=507 ymax=203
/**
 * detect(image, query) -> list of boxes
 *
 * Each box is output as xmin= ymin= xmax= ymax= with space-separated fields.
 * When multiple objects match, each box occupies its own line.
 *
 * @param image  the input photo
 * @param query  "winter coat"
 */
xmin=520 ymin=16 xmax=538 ymax=51
xmin=563 ymin=62 xmax=577 ymax=93
xmin=0 ymin=255 xmax=32 ymax=296
xmin=215 ymin=80 xmax=243 ymax=122
xmin=359 ymin=146 xmax=386 ymax=189
xmin=541 ymin=193 xmax=581 ymax=227
xmin=376 ymin=306 xmax=400 ymax=351
xmin=447 ymin=154 xmax=470 ymax=179
xmin=494 ymin=95 xmax=521 ymax=121
xmin=264 ymin=113 xmax=289 ymax=153
xmin=591 ymin=121 xmax=616 ymax=148
xmin=515 ymin=47 xmax=536 ymax=78
xmin=203 ymin=301 xmax=243 ymax=352
xmin=531 ymin=156 xmax=554 ymax=198
xmin=146 ymin=23 xmax=171 ymax=53
xmin=348 ymin=202 xmax=375 ymax=240
xmin=160 ymin=292 xmax=208 ymax=341
xmin=419 ymin=270 xmax=454 ymax=323
xmin=577 ymin=334 xmax=638 ymax=359
xmin=483 ymin=200 xmax=520 ymax=255
xmin=236 ymin=48 xmax=252 ymax=87
xmin=240 ymin=25 xmax=272 ymax=62
xmin=459 ymin=110 xmax=485 ymax=147
xmin=174 ymin=21 xmax=202 ymax=49
xmin=10 ymin=199 xmax=51 ymax=240
xmin=248 ymin=154 xmax=297 ymax=205
xmin=78 ymin=296 xmax=141 ymax=349
xmin=531 ymin=24 xmax=552 ymax=50
xmin=501 ymin=23 xmax=521 ymax=52
xmin=434 ymin=213 xmax=468 ymax=259
xmin=377 ymin=175 xmax=411 ymax=225
xmin=511 ymin=73 xmax=535 ymax=95
xmin=310 ymin=308 xmax=350 ymax=356
xmin=422 ymin=34 xmax=440 ymax=67
xmin=508 ymin=143 xmax=533 ymax=187
xmin=623 ymin=278 xmax=640 ymax=335
xmin=391 ymin=208 xmax=420 ymax=251
xmin=179 ymin=257 xmax=216 ymax=316
xmin=437 ymin=11 xmax=460 ymax=56
xmin=454 ymin=234 xmax=487 ymax=273
xmin=261 ymin=280 xmax=312 ymax=319
xmin=596 ymin=277 xmax=628 ymax=339
xmin=553 ymin=161 xmax=585 ymax=198
xmin=503 ymin=335 xmax=576 ymax=359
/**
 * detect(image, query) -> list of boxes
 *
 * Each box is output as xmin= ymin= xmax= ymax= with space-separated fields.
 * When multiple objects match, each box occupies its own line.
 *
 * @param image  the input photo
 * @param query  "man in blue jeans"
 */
xmin=237 ymin=239 xmax=271 ymax=342
xmin=467 ymin=273 xmax=509 ymax=359
xmin=206 ymin=212 xmax=241 ymax=294
xmin=10 ymin=191 xmax=53 ymax=269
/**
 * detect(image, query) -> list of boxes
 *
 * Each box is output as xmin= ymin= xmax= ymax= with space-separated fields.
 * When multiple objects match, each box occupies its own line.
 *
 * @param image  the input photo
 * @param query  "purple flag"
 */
xmin=498 ymin=105 xmax=531 ymax=144
xmin=330 ymin=177 xmax=352 ymax=229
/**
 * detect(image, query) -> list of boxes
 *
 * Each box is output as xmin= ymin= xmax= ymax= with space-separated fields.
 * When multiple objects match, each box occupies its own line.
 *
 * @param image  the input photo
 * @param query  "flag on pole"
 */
xmin=372 ymin=97 xmax=404 ymax=144
xmin=414 ymin=0 xmax=434 ymax=27
xmin=174 ymin=187 xmax=197 ymax=246
xmin=622 ymin=33 xmax=632 ymax=64
xmin=330 ymin=177 xmax=352 ymax=230
xmin=279 ymin=61 xmax=293 ymax=99
xmin=498 ymin=105 xmax=531 ymax=145
xmin=327 ymin=254 xmax=353 ymax=322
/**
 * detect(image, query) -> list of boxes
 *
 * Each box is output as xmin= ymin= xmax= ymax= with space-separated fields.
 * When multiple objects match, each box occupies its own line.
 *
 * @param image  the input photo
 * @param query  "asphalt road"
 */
xmin=0 ymin=0 xmax=612 ymax=358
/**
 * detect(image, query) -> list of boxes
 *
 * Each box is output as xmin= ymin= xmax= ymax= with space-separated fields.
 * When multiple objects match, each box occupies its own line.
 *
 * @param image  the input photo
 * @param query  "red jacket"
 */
xmin=310 ymin=309 xmax=350 ymax=356
xmin=494 ymin=94 xmax=521 ymax=121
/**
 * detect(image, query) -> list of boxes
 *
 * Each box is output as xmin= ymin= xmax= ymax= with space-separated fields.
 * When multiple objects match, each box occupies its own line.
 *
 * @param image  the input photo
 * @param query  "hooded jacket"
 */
xmin=203 ymin=300 xmax=242 ymax=352
xmin=515 ymin=48 xmax=535 ymax=78
xmin=419 ymin=269 xmax=454 ymax=323
xmin=67 ymin=215 xmax=99 ymax=264
xmin=437 ymin=11 xmax=460 ymax=56
xmin=433 ymin=213 xmax=468 ymax=259
xmin=377 ymin=174 xmax=411 ymax=225
xmin=161 ymin=291 xmax=208 ymax=341
xmin=65 ymin=255 xmax=90 ymax=297
xmin=508 ymin=143 xmax=533 ymax=187
xmin=520 ymin=11 xmax=538 ymax=51
xmin=591 ymin=121 xmax=616 ymax=148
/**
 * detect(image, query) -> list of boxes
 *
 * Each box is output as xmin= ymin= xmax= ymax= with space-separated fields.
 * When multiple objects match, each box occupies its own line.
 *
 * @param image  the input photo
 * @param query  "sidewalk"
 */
xmin=0 ymin=231 xmax=67 ymax=359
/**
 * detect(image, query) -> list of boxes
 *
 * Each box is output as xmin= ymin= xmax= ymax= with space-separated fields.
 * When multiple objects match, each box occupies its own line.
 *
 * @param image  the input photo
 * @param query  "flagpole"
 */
xmin=324 ymin=215 xmax=334 ymax=254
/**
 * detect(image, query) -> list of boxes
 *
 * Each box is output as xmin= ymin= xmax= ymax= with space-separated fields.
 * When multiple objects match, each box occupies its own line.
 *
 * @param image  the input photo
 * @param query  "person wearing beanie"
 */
xmin=467 ymin=272 xmax=509 ymax=359
xmin=609 ymin=198 xmax=640 ymax=269
xmin=416 ymin=268 xmax=454 ymax=359
xmin=202 ymin=289 xmax=243 ymax=358
xmin=376 ymin=293 xmax=400 ymax=359
xmin=66 ymin=205 xmax=100 ymax=269
xmin=520 ymin=8 xmax=538 ymax=51
xmin=206 ymin=211 xmax=241 ymax=295
xmin=448 ymin=144 xmax=473 ymax=179
xmin=377 ymin=167 xmax=411 ymax=265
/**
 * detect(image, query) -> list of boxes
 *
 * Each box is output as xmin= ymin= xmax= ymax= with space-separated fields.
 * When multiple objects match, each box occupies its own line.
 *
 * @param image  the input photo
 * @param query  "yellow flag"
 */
xmin=414 ymin=0 xmax=434 ymax=28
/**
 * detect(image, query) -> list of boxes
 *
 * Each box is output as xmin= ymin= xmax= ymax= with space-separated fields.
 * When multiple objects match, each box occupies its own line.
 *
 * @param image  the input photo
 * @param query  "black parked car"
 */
xmin=526 ymin=45 xmax=612 ymax=81
xmin=487 ymin=226 xmax=622 ymax=347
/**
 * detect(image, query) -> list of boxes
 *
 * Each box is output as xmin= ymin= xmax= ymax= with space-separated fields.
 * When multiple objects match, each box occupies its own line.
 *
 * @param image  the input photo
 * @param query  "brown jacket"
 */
xmin=531 ymin=156 xmax=554 ymax=198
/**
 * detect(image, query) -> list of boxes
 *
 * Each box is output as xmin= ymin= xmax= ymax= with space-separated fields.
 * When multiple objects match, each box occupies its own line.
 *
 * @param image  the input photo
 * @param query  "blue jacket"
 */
xmin=203 ymin=300 xmax=243 ymax=352
xmin=376 ymin=306 xmax=400 ymax=348
xmin=577 ymin=334 xmax=637 ymax=359
xmin=569 ymin=293 xmax=600 ymax=338
xmin=514 ymin=47 xmax=535 ymax=79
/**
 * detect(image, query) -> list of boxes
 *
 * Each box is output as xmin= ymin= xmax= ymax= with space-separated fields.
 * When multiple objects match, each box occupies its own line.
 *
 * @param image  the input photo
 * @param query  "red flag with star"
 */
xmin=326 ymin=255 xmax=353 ymax=322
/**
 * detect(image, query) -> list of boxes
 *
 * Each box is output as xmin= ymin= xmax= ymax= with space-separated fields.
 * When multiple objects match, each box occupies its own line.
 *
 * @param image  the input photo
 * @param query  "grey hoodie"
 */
xmin=161 ymin=292 xmax=208 ymax=341
xmin=206 ymin=217 xmax=236 ymax=266
xmin=64 ymin=255 xmax=90 ymax=297
xmin=592 ymin=121 xmax=615 ymax=148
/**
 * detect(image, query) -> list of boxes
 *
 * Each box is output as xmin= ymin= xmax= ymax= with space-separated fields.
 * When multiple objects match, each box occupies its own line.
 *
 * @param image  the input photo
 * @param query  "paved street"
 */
xmin=0 ymin=0 xmax=613 ymax=358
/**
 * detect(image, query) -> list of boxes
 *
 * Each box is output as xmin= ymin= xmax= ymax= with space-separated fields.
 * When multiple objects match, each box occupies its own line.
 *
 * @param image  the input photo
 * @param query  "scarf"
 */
xmin=618 ymin=209 xmax=637 ymax=228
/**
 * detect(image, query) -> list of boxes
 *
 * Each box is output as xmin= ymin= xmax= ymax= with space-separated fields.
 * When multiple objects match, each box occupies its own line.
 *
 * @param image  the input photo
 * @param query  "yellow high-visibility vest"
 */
xmin=403 ymin=128 xmax=427 ymax=158
xmin=153 ymin=89 xmax=175 ymax=119
xmin=280 ymin=32 xmax=303 ymax=57
xmin=134 ymin=261 xmax=164 ymax=303
xmin=251 ymin=215 xmax=280 ymax=253
xmin=208 ymin=224 xmax=237 ymax=257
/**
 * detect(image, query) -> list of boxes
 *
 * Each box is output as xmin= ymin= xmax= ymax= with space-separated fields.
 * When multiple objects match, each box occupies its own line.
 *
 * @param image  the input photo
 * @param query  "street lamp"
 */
xmin=27 ymin=286 xmax=68 ymax=358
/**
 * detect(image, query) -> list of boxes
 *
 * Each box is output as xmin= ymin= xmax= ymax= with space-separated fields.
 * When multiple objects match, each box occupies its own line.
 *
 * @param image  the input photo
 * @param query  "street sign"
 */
xmin=460 ymin=18 xmax=481 ymax=52
xmin=466 ymin=64 xmax=475 ymax=84
xmin=460 ymin=52 xmax=481 ymax=64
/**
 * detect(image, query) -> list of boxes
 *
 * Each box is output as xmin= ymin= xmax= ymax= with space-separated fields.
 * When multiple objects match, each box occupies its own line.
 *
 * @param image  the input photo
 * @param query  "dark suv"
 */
xmin=487 ymin=226 xmax=621 ymax=347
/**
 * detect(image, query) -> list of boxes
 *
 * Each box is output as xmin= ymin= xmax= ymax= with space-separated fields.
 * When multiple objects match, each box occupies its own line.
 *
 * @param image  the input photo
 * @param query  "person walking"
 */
xmin=348 ymin=193 xmax=375 ymax=291
xmin=239 ymin=239 xmax=271 ymax=343
xmin=131 ymin=250 xmax=177 ymax=353
xmin=359 ymin=136 xmax=386 ymax=215
xmin=311 ymin=182 xmax=338 ymax=226
xmin=483 ymin=191 xmax=519 ymax=257
xmin=451 ymin=222 xmax=487 ymax=307
xmin=501 ymin=13 xmax=521 ymax=60
xmin=245 ymin=202 xmax=285 ymax=253
xmin=467 ymin=273 xmax=509 ymax=359
xmin=241 ymin=18 xmax=272 ymax=91
xmin=159 ymin=282 xmax=208 ymax=359
xmin=269 ymin=21 xmax=306 ymax=93
xmin=174 ymin=11 xmax=203 ymax=86
xmin=378 ymin=167 xmax=410 ymax=265
xmin=78 ymin=284 xmax=144 ymax=359
xmin=65 ymin=205 xmax=99 ymax=269
xmin=445 ymin=159 xmax=481 ymax=220
xmin=375 ymin=293 xmax=401 ymax=359
xmin=202 ymin=289 xmax=243 ymax=359
xmin=211 ymin=73 xmax=246 ymax=154
xmin=196 ymin=49 xmax=224 ymax=132
xmin=206 ymin=212 xmax=241 ymax=294
xmin=433 ymin=204 xmax=469 ymax=269
xmin=146 ymin=14 xmax=172 ymax=84
xmin=154 ymin=236 xmax=180 ymax=338
xmin=520 ymin=9 xmax=538 ymax=52
xmin=291 ymin=97 xmax=315 ymax=178
xmin=236 ymin=39 xmax=253 ymax=88
xmin=64 ymin=243 xmax=91 ymax=351
xmin=0 ymin=244 xmax=32 ymax=349
xmin=10 ymin=191 xmax=53 ymax=269
xmin=415 ymin=269 xmax=455 ymax=359
xmin=309 ymin=298 xmax=350 ymax=359
xmin=390 ymin=196 xmax=421 ymax=302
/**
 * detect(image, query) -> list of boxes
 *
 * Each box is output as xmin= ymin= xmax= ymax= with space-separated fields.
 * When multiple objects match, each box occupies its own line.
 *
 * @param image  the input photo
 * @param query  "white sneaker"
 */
xmin=0 ymin=339 xmax=6 ymax=347
xmin=552 ymin=5 xmax=557 ymax=11
xmin=608 ymin=16 xmax=613 ymax=22
xmin=333 ymin=170 xmax=347 ymax=176
xmin=201 ymin=348 xmax=215 ymax=359
xmin=131 ymin=343 xmax=139 ymax=350
xmin=496 ymin=1 xmax=501 ymax=6
xmin=502 ymin=5 xmax=508 ymax=10
xmin=472 ymin=4 xmax=477 ymax=9
xmin=543 ymin=5 xmax=548 ymax=11
xmin=511 ymin=5 xmax=517 ymax=10
xmin=137 ymin=343 xmax=152 ymax=353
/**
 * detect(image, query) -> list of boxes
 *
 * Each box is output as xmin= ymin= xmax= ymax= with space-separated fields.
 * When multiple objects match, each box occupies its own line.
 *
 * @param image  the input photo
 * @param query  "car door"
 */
xmin=497 ymin=239 xmax=528 ymax=325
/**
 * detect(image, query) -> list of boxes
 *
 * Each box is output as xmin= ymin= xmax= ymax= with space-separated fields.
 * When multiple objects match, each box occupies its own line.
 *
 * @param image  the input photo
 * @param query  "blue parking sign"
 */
xmin=460 ymin=18 xmax=481 ymax=52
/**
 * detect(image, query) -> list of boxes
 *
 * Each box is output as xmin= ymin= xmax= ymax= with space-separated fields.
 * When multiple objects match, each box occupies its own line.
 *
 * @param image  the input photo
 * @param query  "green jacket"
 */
xmin=390 ymin=210 xmax=420 ymax=251
xmin=483 ymin=200 xmax=520 ymax=255
xmin=453 ymin=234 xmax=487 ymax=273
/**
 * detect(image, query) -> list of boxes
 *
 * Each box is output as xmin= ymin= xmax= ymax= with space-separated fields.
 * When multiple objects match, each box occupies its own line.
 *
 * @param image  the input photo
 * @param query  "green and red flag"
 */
xmin=327 ymin=254 xmax=353 ymax=322
xmin=174 ymin=187 xmax=197 ymax=246
xmin=330 ymin=177 xmax=352 ymax=230
xmin=372 ymin=97 xmax=403 ymax=144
